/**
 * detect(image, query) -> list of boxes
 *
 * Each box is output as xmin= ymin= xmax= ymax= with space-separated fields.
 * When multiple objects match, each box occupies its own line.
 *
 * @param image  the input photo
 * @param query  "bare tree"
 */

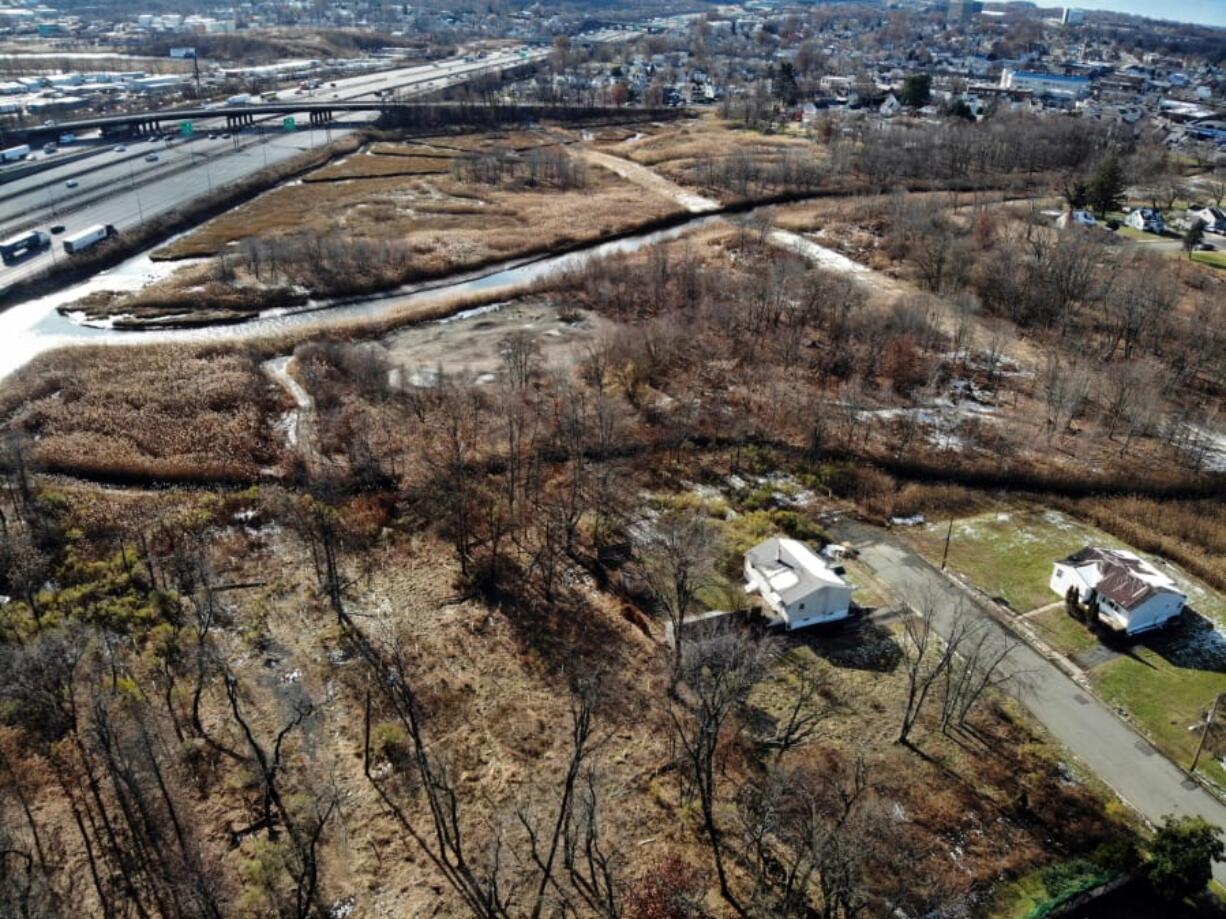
xmin=667 ymin=625 xmax=776 ymax=916
xmin=897 ymin=596 xmax=975 ymax=746
xmin=639 ymin=507 xmax=718 ymax=681
xmin=500 ymin=331 xmax=542 ymax=390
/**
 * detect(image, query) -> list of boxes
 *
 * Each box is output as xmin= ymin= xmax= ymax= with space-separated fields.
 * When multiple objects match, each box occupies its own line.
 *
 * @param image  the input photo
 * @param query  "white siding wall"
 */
xmin=1119 ymin=592 xmax=1185 ymax=635
xmin=783 ymin=584 xmax=853 ymax=630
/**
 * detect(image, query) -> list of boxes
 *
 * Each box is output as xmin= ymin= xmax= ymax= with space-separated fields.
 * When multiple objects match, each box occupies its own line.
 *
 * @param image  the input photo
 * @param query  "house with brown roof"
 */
xmin=1050 ymin=546 xmax=1186 ymax=636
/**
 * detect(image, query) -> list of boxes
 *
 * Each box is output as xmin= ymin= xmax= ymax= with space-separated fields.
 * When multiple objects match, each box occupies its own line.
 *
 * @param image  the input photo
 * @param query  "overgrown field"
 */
xmin=0 ymin=345 xmax=283 ymax=481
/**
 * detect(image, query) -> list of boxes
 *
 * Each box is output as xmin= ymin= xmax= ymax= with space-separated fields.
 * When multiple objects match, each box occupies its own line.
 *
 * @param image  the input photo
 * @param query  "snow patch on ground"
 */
xmin=768 ymin=229 xmax=875 ymax=279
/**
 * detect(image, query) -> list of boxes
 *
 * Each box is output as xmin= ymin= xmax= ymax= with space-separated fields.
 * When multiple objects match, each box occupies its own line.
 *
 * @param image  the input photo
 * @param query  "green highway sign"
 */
xmin=282 ymin=116 xmax=297 ymax=131
xmin=179 ymin=120 xmax=194 ymax=137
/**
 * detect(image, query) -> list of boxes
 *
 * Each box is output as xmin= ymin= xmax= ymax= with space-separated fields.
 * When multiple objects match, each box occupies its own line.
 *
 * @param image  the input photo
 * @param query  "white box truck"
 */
xmin=1 ymin=144 xmax=30 ymax=162
xmin=225 ymin=93 xmax=253 ymax=106
xmin=62 ymin=224 xmax=117 ymax=255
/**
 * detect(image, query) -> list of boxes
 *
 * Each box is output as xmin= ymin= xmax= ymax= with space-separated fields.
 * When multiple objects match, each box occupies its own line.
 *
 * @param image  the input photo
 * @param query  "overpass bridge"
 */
xmin=25 ymin=100 xmax=683 ymax=141
xmin=24 ymin=100 xmax=474 ymax=140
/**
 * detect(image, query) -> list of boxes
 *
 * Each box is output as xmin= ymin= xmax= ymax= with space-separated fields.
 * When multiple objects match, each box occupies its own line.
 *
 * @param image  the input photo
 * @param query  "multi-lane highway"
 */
xmin=0 ymin=46 xmax=547 ymax=289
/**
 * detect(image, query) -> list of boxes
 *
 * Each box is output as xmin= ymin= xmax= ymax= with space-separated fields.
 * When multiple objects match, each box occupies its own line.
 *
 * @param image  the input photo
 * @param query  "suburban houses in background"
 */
xmin=1051 ymin=546 xmax=1188 ymax=636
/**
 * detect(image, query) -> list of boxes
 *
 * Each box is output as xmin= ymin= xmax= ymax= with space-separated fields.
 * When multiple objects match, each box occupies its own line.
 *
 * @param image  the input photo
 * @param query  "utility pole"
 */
xmin=1191 ymin=693 xmax=1223 ymax=774
xmin=940 ymin=518 xmax=954 ymax=571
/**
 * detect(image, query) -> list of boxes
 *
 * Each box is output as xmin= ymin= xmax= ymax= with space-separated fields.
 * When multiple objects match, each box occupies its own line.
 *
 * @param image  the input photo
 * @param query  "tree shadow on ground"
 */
xmin=786 ymin=617 xmax=903 ymax=673
xmin=1134 ymin=607 xmax=1226 ymax=674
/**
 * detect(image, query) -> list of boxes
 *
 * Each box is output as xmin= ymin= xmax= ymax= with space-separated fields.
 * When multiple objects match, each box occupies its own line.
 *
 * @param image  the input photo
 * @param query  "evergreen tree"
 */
xmin=1088 ymin=155 xmax=1125 ymax=216
xmin=900 ymin=73 xmax=931 ymax=108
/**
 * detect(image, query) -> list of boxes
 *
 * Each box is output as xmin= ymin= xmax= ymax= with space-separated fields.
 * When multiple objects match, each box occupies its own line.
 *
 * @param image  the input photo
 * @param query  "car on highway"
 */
xmin=221 ymin=133 xmax=231 ymax=139
xmin=113 ymin=145 xmax=126 ymax=153
xmin=207 ymin=134 xmax=216 ymax=140
xmin=145 ymin=153 xmax=159 ymax=162
xmin=50 ymin=224 xmax=65 ymax=235
xmin=65 ymin=180 xmax=78 ymax=189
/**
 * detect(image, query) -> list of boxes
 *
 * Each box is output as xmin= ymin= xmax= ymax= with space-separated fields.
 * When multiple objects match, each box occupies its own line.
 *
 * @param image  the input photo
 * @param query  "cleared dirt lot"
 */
xmin=380 ymin=298 xmax=612 ymax=386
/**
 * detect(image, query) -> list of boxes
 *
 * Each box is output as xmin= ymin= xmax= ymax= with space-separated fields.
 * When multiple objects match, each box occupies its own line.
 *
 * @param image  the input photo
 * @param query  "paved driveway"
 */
xmin=834 ymin=517 xmax=1226 ymax=885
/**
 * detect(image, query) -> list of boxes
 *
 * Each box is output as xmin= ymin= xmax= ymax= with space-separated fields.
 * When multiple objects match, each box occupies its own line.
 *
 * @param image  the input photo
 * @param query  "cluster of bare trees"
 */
xmin=896 ymin=594 xmax=1018 ymax=746
xmin=230 ymin=232 xmax=416 ymax=297
xmin=451 ymin=147 xmax=589 ymax=190
xmin=856 ymin=110 xmax=1122 ymax=185
xmin=688 ymin=148 xmax=825 ymax=196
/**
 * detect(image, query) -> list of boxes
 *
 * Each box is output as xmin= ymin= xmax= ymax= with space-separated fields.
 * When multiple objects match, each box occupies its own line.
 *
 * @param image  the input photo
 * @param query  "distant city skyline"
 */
xmin=1003 ymin=0 xmax=1226 ymax=28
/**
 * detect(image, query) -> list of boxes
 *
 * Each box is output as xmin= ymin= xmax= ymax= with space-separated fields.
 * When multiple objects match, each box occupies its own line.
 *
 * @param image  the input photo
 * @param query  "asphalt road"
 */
xmin=0 ymin=47 xmax=547 ymax=288
xmin=833 ymin=517 xmax=1226 ymax=885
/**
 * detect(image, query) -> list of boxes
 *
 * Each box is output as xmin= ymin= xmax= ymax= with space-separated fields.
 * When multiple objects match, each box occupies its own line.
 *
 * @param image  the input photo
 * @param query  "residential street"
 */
xmin=833 ymin=517 xmax=1226 ymax=885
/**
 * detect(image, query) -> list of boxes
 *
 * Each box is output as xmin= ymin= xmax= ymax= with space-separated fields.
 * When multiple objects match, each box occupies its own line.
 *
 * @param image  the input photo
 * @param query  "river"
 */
xmin=0 ymin=212 xmax=724 ymax=382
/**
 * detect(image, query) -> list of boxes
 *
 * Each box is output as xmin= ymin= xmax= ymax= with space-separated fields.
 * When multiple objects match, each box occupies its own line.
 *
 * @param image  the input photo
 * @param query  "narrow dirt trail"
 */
xmin=579 ymin=145 xmax=904 ymax=298
xmin=263 ymin=356 xmax=320 ymax=470
xmin=767 ymin=228 xmax=905 ymax=295
xmin=577 ymin=147 xmax=721 ymax=214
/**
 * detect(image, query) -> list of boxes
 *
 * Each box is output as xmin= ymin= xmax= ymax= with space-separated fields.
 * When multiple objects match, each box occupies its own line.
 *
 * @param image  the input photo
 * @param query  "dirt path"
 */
xmin=263 ymin=356 xmax=319 ymax=469
xmin=577 ymin=147 xmax=720 ymax=214
xmin=580 ymin=146 xmax=906 ymax=299
xmin=767 ymin=228 xmax=904 ymax=296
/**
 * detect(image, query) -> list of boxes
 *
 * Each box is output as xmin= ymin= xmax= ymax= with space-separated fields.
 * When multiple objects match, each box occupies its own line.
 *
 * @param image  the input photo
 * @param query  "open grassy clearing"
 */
xmin=602 ymin=116 xmax=816 ymax=168
xmin=154 ymin=135 xmax=683 ymax=267
xmin=907 ymin=507 xmax=1125 ymax=613
xmin=593 ymin=115 xmax=827 ymax=196
xmin=1192 ymin=250 xmax=1226 ymax=270
xmin=1029 ymin=606 xmax=1102 ymax=657
xmin=906 ymin=503 xmax=1226 ymax=788
xmin=59 ymin=129 xmax=686 ymax=326
xmin=1096 ymin=647 xmax=1226 ymax=788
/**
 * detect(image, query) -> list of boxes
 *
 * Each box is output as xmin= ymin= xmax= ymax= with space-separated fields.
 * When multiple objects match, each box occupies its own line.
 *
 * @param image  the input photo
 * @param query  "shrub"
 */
xmin=371 ymin=720 xmax=412 ymax=768
xmin=1147 ymin=815 xmax=1225 ymax=902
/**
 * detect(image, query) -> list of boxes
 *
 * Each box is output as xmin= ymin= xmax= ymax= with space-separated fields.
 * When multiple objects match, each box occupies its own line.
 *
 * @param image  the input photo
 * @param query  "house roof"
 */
xmin=746 ymin=537 xmax=847 ymax=605
xmin=1058 ymin=546 xmax=1185 ymax=611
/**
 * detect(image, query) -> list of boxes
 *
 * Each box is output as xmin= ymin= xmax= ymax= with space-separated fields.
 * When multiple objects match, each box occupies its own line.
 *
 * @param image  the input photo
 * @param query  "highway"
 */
xmin=0 ymin=46 xmax=547 ymax=290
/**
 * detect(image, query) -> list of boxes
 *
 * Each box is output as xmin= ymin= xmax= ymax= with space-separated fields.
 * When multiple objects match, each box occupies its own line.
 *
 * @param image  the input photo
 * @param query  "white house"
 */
xmin=1057 ymin=209 xmax=1097 ymax=228
xmin=744 ymin=538 xmax=853 ymax=630
xmin=1125 ymin=207 xmax=1166 ymax=234
xmin=1185 ymin=205 xmax=1226 ymax=233
xmin=879 ymin=93 xmax=902 ymax=117
xmin=1050 ymin=546 xmax=1186 ymax=636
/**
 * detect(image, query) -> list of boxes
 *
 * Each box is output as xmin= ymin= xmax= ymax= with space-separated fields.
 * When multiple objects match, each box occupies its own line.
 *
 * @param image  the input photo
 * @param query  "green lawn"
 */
xmin=1192 ymin=250 xmax=1226 ymax=270
xmin=909 ymin=505 xmax=1226 ymax=789
xmin=1029 ymin=607 xmax=1101 ymax=658
xmin=1096 ymin=649 xmax=1226 ymax=787
xmin=909 ymin=508 xmax=1118 ymax=613
xmin=1115 ymin=224 xmax=1167 ymax=241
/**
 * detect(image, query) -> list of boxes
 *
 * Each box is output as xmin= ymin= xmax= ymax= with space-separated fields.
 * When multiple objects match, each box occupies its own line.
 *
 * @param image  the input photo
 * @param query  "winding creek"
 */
xmin=0 ymin=179 xmax=889 ymax=384
xmin=0 ymin=211 xmax=734 ymax=382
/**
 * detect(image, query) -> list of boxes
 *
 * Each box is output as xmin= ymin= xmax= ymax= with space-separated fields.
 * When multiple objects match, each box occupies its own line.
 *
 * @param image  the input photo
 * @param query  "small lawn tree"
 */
xmin=1183 ymin=218 xmax=1207 ymax=259
xmin=1147 ymin=815 xmax=1225 ymax=903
